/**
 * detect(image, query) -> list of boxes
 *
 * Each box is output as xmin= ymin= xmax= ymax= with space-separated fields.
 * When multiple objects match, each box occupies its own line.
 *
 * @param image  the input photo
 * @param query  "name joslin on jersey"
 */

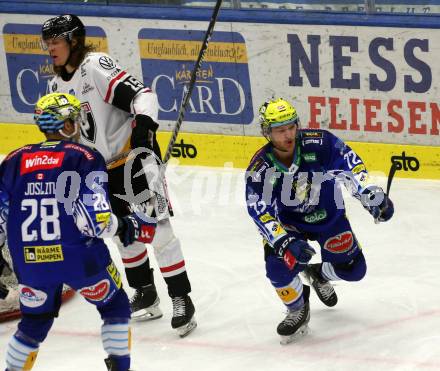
xmin=20 ymin=151 xmax=65 ymax=175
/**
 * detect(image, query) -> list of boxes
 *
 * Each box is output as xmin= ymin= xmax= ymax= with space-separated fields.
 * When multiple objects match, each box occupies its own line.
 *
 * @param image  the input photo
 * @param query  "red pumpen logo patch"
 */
xmin=79 ymin=279 xmax=110 ymax=301
xmin=324 ymin=232 xmax=354 ymax=254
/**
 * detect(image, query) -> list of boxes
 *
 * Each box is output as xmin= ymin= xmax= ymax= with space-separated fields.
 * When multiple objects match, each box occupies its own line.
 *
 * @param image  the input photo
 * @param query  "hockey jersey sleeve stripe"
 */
xmin=104 ymin=70 xmax=127 ymax=103
xmin=159 ymin=260 xmax=185 ymax=273
xmin=121 ymin=249 xmax=147 ymax=264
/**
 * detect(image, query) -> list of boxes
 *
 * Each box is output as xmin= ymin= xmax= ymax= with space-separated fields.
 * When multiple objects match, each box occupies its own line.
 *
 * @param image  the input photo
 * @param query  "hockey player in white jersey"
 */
xmin=41 ymin=14 xmax=196 ymax=337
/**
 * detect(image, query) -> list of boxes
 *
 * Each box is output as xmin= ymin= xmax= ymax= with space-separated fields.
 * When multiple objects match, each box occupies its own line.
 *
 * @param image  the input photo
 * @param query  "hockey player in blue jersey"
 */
xmin=245 ymin=98 xmax=394 ymax=344
xmin=0 ymin=93 xmax=156 ymax=370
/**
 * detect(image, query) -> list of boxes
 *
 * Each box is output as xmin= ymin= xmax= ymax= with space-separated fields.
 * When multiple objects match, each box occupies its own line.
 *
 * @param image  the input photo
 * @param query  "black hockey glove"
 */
xmin=131 ymin=114 xmax=159 ymax=151
xmin=0 ymin=281 xmax=8 ymax=300
xmin=0 ymin=242 xmax=9 ymax=300
xmin=273 ymin=235 xmax=316 ymax=273
xmin=361 ymin=186 xmax=394 ymax=222
xmin=117 ymin=213 xmax=156 ymax=247
xmin=0 ymin=254 xmax=6 ymax=278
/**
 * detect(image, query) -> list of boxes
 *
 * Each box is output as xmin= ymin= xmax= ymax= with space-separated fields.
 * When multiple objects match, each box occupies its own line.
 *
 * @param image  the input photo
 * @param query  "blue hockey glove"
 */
xmin=273 ymin=235 xmax=316 ymax=272
xmin=361 ymin=186 xmax=394 ymax=222
xmin=131 ymin=114 xmax=159 ymax=151
xmin=117 ymin=213 xmax=156 ymax=247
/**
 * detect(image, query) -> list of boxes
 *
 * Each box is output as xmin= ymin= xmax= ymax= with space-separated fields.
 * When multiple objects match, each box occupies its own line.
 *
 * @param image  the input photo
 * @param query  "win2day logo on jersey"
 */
xmin=3 ymin=24 xmax=108 ymax=114
xmin=138 ymin=29 xmax=253 ymax=125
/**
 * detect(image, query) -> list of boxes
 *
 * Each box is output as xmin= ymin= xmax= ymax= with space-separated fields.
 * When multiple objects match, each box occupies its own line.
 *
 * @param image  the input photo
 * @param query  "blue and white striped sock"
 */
xmin=101 ymin=321 xmax=131 ymax=358
xmin=5 ymin=335 xmax=39 ymax=371
xmin=274 ymin=276 xmax=305 ymax=311
xmin=321 ymin=262 xmax=341 ymax=281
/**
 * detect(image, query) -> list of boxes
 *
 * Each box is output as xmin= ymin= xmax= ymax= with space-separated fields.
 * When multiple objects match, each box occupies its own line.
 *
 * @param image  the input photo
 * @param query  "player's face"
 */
xmin=270 ymin=124 xmax=297 ymax=153
xmin=45 ymin=37 xmax=70 ymax=66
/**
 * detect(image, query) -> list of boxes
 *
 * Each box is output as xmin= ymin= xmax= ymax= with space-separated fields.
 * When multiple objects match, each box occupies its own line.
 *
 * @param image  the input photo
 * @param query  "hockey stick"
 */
xmin=162 ymin=0 xmax=223 ymax=164
xmin=386 ymin=161 xmax=398 ymax=196
xmin=373 ymin=160 xmax=397 ymax=224
xmin=106 ymin=0 xmax=223 ymax=168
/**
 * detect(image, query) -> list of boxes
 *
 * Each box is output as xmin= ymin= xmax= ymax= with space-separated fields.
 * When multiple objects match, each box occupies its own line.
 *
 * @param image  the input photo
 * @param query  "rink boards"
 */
xmin=0 ymin=122 xmax=437 ymax=179
xmin=0 ymin=5 xmax=439 ymax=179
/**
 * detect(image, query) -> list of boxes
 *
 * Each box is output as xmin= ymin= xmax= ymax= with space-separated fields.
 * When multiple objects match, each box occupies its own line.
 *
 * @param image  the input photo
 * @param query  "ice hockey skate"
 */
xmin=277 ymin=301 xmax=310 ymax=345
xmin=302 ymin=263 xmax=338 ymax=307
xmin=171 ymin=295 xmax=197 ymax=337
xmin=130 ymin=283 xmax=163 ymax=321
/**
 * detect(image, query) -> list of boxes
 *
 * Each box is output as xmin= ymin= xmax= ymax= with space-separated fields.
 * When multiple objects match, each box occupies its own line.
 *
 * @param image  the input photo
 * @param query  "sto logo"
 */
xmin=79 ymin=279 xmax=110 ymax=301
xmin=324 ymin=232 xmax=354 ymax=254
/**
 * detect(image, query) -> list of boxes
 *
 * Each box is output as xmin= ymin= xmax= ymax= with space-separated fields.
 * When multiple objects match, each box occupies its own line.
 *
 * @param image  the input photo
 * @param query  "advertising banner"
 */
xmin=1 ymin=15 xmax=439 ymax=145
xmin=280 ymin=28 xmax=440 ymax=145
xmin=138 ymin=28 xmax=253 ymax=126
xmin=3 ymin=23 xmax=108 ymax=114
xmin=0 ymin=10 xmax=438 ymax=178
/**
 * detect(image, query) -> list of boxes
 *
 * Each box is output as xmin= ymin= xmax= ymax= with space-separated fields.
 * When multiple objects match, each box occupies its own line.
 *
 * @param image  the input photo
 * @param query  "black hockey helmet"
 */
xmin=41 ymin=14 xmax=85 ymax=41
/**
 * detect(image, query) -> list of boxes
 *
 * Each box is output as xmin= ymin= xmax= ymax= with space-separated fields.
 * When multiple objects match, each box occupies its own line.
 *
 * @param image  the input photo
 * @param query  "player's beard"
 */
xmin=272 ymin=136 xmax=296 ymax=154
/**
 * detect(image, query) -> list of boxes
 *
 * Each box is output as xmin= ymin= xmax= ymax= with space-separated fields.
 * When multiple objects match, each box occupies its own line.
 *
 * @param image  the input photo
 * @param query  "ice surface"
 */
xmin=1 ymin=164 xmax=439 ymax=371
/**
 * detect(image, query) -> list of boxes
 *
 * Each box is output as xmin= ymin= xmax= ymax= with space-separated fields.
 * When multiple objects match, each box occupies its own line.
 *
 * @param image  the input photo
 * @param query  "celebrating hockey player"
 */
xmin=0 ymin=93 xmax=157 ymax=370
xmin=41 ymin=14 xmax=196 ymax=336
xmin=245 ymin=98 xmax=394 ymax=344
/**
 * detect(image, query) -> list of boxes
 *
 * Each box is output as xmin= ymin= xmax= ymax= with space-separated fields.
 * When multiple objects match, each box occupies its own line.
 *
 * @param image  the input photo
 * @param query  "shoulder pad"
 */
xmin=87 ymin=52 xmax=119 ymax=71
xmin=247 ymin=145 xmax=271 ymax=171
xmin=4 ymin=145 xmax=34 ymax=161
xmin=249 ymin=157 xmax=267 ymax=172
xmin=301 ymin=130 xmax=324 ymax=138
xmin=247 ymin=156 xmax=271 ymax=182
xmin=63 ymin=143 xmax=96 ymax=161
xmin=39 ymin=141 xmax=62 ymax=149
xmin=300 ymin=130 xmax=324 ymax=146
xmin=300 ymin=129 xmax=333 ymax=147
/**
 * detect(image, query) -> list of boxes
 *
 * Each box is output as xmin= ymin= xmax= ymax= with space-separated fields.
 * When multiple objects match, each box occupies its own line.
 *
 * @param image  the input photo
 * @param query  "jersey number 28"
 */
xmin=21 ymin=198 xmax=60 ymax=242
